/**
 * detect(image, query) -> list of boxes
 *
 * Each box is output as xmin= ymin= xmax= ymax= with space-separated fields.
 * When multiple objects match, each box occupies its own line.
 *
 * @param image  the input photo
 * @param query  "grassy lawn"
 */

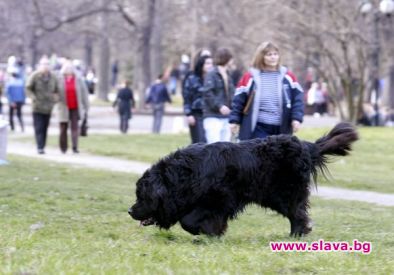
xmin=18 ymin=133 xmax=190 ymax=163
xmin=19 ymin=126 xmax=393 ymax=194
xmin=1 ymin=156 xmax=393 ymax=274
xmin=295 ymin=127 xmax=394 ymax=193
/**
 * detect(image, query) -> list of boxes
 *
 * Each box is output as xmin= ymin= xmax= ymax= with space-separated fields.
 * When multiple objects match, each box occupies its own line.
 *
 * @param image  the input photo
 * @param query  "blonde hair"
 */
xmin=251 ymin=41 xmax=281 ymax=70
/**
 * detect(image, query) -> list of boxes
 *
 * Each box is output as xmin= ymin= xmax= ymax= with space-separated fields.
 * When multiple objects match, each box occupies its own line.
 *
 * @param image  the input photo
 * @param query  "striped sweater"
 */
xmin=229 ymin=66 xmax=304 ymax=140
xmin=256 ymin=71 xmax=281 ymax=125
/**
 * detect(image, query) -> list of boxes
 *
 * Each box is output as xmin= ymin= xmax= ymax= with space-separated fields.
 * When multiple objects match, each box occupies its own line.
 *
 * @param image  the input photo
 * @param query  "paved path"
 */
xmin=6 ymin=141 xmax=394 ymax=207
xmin=7 ymin=141 xmax=150 ymax=175
xmin=2 ymin=103 xmax=340 ymax=135
xmin=311 ymin=186 xmax=394 ymax=207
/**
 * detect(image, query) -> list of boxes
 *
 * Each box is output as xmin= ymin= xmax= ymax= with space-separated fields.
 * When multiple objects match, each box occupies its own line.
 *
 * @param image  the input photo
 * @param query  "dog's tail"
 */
xmin=310 ymin=122 xmax=359 ymax=181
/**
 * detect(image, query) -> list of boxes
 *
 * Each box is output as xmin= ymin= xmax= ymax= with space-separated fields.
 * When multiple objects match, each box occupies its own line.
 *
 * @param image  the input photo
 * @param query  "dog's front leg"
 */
xmin=180 ymin=208 xmax=227 ymax=236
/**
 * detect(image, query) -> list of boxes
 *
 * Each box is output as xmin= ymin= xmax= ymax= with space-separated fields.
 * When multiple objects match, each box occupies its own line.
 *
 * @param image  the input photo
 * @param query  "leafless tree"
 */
xmin=1 ymin=0 xmax=392 ymax=117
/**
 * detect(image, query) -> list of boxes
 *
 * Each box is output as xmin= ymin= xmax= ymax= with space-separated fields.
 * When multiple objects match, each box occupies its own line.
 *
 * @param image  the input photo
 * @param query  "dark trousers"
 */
xmin=251 ymin=123 xmax=281 ymax=139
xmin=9 ymin=103 xmax=24 ymax=131
xmin=189 ymin=112 xmax=206 ymax=143
xmin=33 ymin=112 xmax=51 ymax=150
xmin=152 ymin=103 xmax=164 ymax=134
xmin=120 ymin=114 xmax=130 ymax=133
xmin=59 ymin=109 xmax=79 ymax=152
xmin=315 ymin=103 xmax=327 ymax=115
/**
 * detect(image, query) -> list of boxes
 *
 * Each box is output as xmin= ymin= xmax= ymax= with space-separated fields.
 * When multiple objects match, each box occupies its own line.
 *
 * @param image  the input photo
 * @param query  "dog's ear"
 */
xmin=151 ymin=177 xmax=178 ymax=229
xmin=152 ymin=183 xmax=167 ymax=207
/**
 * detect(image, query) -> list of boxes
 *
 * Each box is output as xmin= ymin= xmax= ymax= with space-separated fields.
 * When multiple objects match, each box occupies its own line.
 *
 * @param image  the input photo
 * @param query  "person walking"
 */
xmin=26 ymin=57 xmax=59 ymax=154
xmin=113 ymin=80 xmax=135 ymax=134
xmin=182 ymin=55 xmax=213 ymax=143
xmin=202 ymin=48 xmax=235 ymax=143
xmin=111 ymin=60 xmax=119 ymax=88
xmin=57 ymin=61 xmax=89 ymax=153
xmin=5 ymin=68 xmax=25 ymax=132
xmin=146 ymin=74 xmax=171 ymax=134
xmin=229 ymin=41 xmax=304 ymax=140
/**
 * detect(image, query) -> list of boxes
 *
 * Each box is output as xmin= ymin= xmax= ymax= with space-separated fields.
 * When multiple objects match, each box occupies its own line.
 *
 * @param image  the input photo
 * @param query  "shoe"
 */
xmin=72 ymin=149 xmax=79 ymax=154
xmin=38 ymin=149 xmax=45 ymax=154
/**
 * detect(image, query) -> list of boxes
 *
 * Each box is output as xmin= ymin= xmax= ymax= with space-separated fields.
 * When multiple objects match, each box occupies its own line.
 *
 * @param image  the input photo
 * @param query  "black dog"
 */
xmin=128 ymin=123 xmax=358 ymax=237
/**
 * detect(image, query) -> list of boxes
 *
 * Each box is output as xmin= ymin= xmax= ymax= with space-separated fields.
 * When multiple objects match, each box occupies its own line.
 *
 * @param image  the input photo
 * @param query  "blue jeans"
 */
xmin=152 ymin=103 xmax=164 ymax=133
xmin=251 ymin=123 xmax=281 ymax=139
xmin=189 ymin=112 xmax=206 ymax=144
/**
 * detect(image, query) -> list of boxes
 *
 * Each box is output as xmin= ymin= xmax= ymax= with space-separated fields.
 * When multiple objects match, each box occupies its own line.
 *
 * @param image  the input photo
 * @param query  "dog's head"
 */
xmin=128 ymin=168 xmax=177 ymax=229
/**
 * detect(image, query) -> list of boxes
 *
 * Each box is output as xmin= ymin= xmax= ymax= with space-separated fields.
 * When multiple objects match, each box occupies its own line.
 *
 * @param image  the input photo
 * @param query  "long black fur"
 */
xmin=128 ymin=123 xmax=359 ymax=237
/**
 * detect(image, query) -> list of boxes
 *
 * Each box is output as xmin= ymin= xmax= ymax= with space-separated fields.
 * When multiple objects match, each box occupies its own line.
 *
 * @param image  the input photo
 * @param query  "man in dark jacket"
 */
xmin=146 ymin=74 xmax=171 ymax=133
xmin=113 ymin=80 xmax=135 ymax=134
xmin=203 ymin=48 xmax=235 ymax=143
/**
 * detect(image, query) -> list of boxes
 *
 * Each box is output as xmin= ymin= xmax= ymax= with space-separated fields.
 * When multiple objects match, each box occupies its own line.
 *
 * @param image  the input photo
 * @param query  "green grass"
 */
xmin=170 ymin=93 xmax=184 ymax=108
xmin=12 ymin=126 xmax=394 ymax=193
xmin=25 ymin=133 xmax=189 ymax=163
xmin=295 ymin=127 xmax=394 ymax=193
xmin=1 ymin=156 xmax=393 ymax=274
xmin=77 ymin=134 xmax=190 ymax=163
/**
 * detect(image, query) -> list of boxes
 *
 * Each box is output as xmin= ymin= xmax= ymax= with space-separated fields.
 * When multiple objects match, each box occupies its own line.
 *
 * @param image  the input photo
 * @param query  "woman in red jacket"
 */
xmin=57 ymin=61 xmax=89 ymax=153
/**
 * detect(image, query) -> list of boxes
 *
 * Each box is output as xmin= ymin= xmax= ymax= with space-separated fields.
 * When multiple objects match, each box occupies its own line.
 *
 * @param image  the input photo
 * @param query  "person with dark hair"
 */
xmin=111 ymin=60 xmax=119 ymax=87
xmin=113 ymin=80 xmax=135 ymax=134
xmin=229 ymin=41 xmax=304 ymax=140
xmin=182 ymin=55 xmax=213 ymax=143
xmin=202 ymin=48 xmax=235 ymax=143
xmin=192 ymin=48 xmax=211 ymax=67
xmin=5 ymin=68 xmax=25 ymax=132
xmin=146 ymin=74 xmax=171 ymax=133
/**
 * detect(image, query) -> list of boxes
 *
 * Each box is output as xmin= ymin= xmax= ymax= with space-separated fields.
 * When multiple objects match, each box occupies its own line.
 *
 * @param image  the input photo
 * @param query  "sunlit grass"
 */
xmin=12 ymin=126 xmax=394 ymax=193
xmin=0 ymin=155 xmax=393 ymax=274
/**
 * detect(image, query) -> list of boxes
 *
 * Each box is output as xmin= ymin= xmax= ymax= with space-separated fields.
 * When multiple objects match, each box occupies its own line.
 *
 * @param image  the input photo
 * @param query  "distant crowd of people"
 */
xmin=0 ymin=56 xmax=90 ymax=154
xmin=0 ymin=41 xmax=309 ymax=152
xmin=143 ymin=42 xmax=305 ymax=143
xmin=176 ymin=41 xmax=305 ymax=144
xmin=5 ymin=40 xmax=385 ymax=154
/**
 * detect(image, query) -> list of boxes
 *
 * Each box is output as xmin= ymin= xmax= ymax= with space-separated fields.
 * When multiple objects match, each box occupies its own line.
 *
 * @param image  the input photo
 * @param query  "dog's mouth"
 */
xmin=140 ymin=218 xmax=156 ymax=226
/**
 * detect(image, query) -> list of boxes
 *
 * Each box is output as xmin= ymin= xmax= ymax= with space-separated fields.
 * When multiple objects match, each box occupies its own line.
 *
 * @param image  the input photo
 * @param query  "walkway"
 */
xmin=6 ymin=141 xmax=394 ymax=207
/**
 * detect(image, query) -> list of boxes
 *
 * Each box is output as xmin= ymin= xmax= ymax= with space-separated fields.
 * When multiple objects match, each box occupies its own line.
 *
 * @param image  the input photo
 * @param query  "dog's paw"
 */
xmin=290 ymin=224 xmax=313 ymax=238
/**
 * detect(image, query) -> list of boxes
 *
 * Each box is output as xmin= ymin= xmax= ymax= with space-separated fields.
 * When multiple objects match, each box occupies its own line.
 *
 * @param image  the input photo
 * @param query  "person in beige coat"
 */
xmin=57 ymin=61 xmax=89 ymax=153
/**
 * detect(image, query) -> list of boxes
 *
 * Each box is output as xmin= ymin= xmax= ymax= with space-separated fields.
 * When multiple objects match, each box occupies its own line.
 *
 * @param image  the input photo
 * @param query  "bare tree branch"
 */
xmin=32 ymin=0 xmax=118 ymax=32
xmin=116 ymin=3 xmax=137 ymax=27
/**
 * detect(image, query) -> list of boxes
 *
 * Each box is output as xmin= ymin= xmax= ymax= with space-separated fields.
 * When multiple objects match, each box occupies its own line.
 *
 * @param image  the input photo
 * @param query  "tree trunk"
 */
xmin=97 ymin=10 xmax=110 ymax=101
xmin=30 ymin=33 xmax=39 ymax=68
xmin=84 ymin=34 xmax=93 ymax=69
xmin=135 ymin=0 xmax=156 ymax=109
xmin=327 ymin=78 xmax=345 ymax=120
xmin=150 ymin=0 xmax=162 ymax=81
xmin=389 ymin=64 xmax=394 ymax=122
xmin=342 ymin=80 xmax=355 ymax=122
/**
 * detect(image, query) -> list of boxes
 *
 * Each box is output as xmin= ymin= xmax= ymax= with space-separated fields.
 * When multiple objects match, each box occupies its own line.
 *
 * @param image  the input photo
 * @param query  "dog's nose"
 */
xmin=128 ymin=207 xmax=133 ymax=217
